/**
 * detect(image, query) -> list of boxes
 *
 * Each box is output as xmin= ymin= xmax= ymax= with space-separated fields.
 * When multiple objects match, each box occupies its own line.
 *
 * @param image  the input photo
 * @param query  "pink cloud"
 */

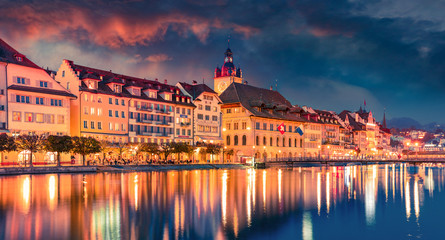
xmin=145 ymin=54 xmax=173 ymax=63
xmin=0 ymin=2 xmax=259 ymax=48
xmin=309 ymin=27 xmax=354 ymax=38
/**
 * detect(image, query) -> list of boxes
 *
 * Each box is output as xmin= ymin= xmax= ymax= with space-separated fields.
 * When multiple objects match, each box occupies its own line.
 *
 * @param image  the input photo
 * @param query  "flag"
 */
xmin=364 ymin=99 xmax=366 ymax=107
xmin=296 ymin=124 xmax=304 ymax=136
xmin=278 ymin=123 xmax=285 ymax=135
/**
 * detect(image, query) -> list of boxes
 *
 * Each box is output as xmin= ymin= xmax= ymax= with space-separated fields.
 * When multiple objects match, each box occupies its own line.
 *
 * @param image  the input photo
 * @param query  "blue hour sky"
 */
xmin=0 ymin=0 xmax=444 ymax=124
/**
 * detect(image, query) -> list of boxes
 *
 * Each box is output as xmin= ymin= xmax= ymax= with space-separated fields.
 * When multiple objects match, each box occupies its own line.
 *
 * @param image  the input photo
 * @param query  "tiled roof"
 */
xmin=8 ymin=85 xmax=77 ymax=98
xmin=0 ymin=38 xmax=41 ymax=69
xmin=338 ymin=110 xmax=365 ymax=131
xmin=219 ymin=82 xmax=307 ymax=122
xmin=67 ymin=60 xmax=195 ymax=107
xmin=178 ymin=82 xmax=217 ymax=99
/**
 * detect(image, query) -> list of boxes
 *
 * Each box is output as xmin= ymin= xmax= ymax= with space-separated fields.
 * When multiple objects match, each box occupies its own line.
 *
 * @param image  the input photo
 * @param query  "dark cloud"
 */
xmin=0 ymin=0 xmax=444 ymax=124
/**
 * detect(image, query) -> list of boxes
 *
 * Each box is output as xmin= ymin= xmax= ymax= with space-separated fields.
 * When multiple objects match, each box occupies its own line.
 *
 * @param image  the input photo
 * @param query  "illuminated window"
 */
xmin=12 ymin=111 xmax=21 ymax=121
xmin=25 ymin=113 xmax=33 ymax=122
xmin=115 ymin=123 xmax=119 ymax=131
xmin=91 ymin=121 xmax=95 ymax=129
xmin=48 ymin=114 xmax=55 ymax=124
xmin=84 ymin=121 xmax=87 ymax=128
xmin=98 ymin=122 xmax=102 ymax=129
xmin=90 ymin=107 xmax=95 ymax=115
xmin=35 ymin=113 xmax=44 ymax=123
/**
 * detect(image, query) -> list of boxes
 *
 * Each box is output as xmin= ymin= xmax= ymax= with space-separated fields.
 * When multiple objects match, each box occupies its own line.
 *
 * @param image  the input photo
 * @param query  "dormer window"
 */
xmin=165 ymin=94 xmax=171 ymax=101
xmin=114 ymin=84 xmax=122 ymax=93
xmin=88 ymin=80 xmax=97 ymax=89
xmin=149 ymin=91 xmax=157 ymax=99
xmin=39 ymin=81 xmax=48 ymax=88
xmin=133 ymin=88 xmax=140 ymax=96
xmin=16 ymin=56 xmax=23 ymax=62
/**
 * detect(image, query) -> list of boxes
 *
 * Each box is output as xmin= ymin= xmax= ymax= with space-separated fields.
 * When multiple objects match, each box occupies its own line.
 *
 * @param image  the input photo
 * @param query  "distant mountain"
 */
xmin=388 ymin=118 xmax=445 ymax=131
xmin=388 ymin=117 xmax=421 ymax=129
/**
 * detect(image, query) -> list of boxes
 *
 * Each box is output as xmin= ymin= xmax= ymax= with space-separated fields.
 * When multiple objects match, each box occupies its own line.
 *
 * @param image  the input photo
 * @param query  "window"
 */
xmin=205 ymin=115 xmax=209 ymax=121
xmin=226 ymin=109 xmax=231 ymax=114
xmin=109 ymin=98 xmax=112 ymax=104
xmin=115 ymin=99 xmax=119 ymax=105
xmin=24 ymin=113 xmax=33 ymax=122
xmin=16 ymin=95 xmax=30 ymax=103
xmin=205 ymin=105 xmax=211 ymax=111
xmin=277 ymin=137 xmax=279 ymax=146
xmin=149 ymin=91 xmax=156 ymax=98
xmin=36 ymin=97 xmax=44 ymax=105
xmin=213 ymin=107 xmax=217 ymax=112
xmin=197 ymin=114 xmax=203 ymax=120
xmin=84 ymin=121 xmax=88 ymax=128
xmin=270 ymin=137 xmax=273 ymax=146
xmin=176 ymin=129 xmax=180 ymax=135
xmin=289 ymin=138 xmax=291 ymax=148
xmin=114 ymin=84 xmax=122 ymax=93
xmin=176 ymin=107 xmax=180 ymax=114
xmin=234 ymin=123 xmax=239 ymax=130
xmin=187 ymin=109 xmax=191 ymax=115
xmin=234 ymin=135 xmax=239 ymax=145
xmin=256 ymin=136 xmax=259 ymax=145
xmin=50 ymin=99 xmax=62 ymax=106
xmin=115 ymin=123 xmax=119 ymax=131
xmin=109 ymin=123 xmax=113 ymax=130
xmin=13 ymin=111 xmax=21 ymax=121
xmin=84 ymin=107 xmax=88 ymax=115
xmin=242 ymin=135 xmax=247 ymax=145
xmin=57 ymin=115 xmax=64 ymax=124
xmin=187 ymin=129 xmax=191 ymax=136
xmin=198 ymin=105 xmax=202 ymax=110
xmin=212 ymin=116 xmax=218 ymax=121
xmin=263 ymin=123 xmax=267 ymax=130
xmin=226 ymin=123 xmax=231 ymax=130
xmin=91 ymin=121 xmax=95 ymax=129
xmin=97 ymin=108 xmax=102 ymax=116
xmin=84 ymin=94 xmax=88 ymax=102
xmin=121 ymin=111 xmax=125 ymax=118
xmin=98 ymin=97 xmax=102 ymax=103
xmin=242 ymin=122 xmax=247 ymax=129
xmin=109 ymin=110 xmax=112 ymax=117
xmin=48 ymin=114 xmax=55 ymax=124
xmin=263 ymin=136 xmax=266 ymax=145
xmin=91 ymin=107 xmax=95 ymax=115
xmin=182 ymin=108 xmax=185 ymax=114
xmin=115 ymin=111 xmax=119 ymax=117
xmin=39 ymin=81 xmax=48 ymax=88
xmin=256 ymin=122 xmax=260 ymax=129
xmin=270 ymin=124 xmax=273 ymax=131
xmin=17 ymin=77 xmax=26 ymax=84
xmin=35 ymin=113 xmax=44 ymax=123
xmin=226 ymin=135 xmax=231 ymax=145
xmin=62 ymin=71 xmax=65 ymax=77
xmin=121 ymin=100 xmax=125 ymax=106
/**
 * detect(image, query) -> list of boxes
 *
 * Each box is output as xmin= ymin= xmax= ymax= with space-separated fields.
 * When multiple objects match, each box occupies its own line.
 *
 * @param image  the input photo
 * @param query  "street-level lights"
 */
xmin=327 ymin=145 xmax=331 ymax=160
xmin=318 ymin=145 xmax=321 ymax=160
xmin=415 ymin=142 xmax=419 ymax=160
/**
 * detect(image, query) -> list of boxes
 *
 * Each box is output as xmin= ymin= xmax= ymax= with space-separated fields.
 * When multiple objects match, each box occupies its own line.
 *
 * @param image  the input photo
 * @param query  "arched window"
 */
xmin=242 ymin=135 xmax=247 ymax=145
xmin=263 ymin=136 xmax=266 ymax=145
xmin=234 ymin=135 xmax=239 ymax=145
xmin=226 ymin=135 xmax=231 ymax=145
xmin=289 ymin=138 xmax=291 ymax=148
xmin=277 ymin=137 xmax=279 ymax=147
xmin=294 ymin=139 xmax=297 ymax=147
xmin=300 ymin=139 xmax=303 ymax=147
xmin=270 ymin=137 xmax=273 ymax=146
xmin=256 ymin=136 xmax=259 ymax=145
xmin=282 ymin=138 xmax=285 ymax=147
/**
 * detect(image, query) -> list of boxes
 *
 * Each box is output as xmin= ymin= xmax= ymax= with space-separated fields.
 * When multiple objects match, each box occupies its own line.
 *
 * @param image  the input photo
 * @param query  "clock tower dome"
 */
xmin=214 ymin=41 xmax=243 ymax=95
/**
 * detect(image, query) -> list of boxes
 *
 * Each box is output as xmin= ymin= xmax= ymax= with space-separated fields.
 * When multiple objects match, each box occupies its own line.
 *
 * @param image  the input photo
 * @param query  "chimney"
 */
xmin=192 ymin=80 xmax=197 ymax=85
xmin=164 ymin=79 xmax=168 ymax=84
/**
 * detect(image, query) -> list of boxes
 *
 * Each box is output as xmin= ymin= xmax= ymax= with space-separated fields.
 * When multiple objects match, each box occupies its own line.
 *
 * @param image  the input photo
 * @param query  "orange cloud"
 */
xmin=0 ymin=2 xmax=259 ymax=48
xmin=145 ymin=54 xmax=172 ymax=62
xmin=309 ymin=27 xmax=354 ymax=38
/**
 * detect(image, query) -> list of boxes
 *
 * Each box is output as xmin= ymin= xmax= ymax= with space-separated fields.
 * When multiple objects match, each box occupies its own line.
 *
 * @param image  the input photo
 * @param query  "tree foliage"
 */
xmin=44 ymin=135 xmax=73 ymax=166
xmin=16 ymin=134 xmax=46 ymax=167
xmin=0 ymin=133 xmax=16 ymax=152
xmin=72 ymin=137 xmax=101 ymax=165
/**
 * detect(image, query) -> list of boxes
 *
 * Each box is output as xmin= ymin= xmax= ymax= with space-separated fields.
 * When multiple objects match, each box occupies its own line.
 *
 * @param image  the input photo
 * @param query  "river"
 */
xmin=0 ymin=164 xmax=443 ymax=239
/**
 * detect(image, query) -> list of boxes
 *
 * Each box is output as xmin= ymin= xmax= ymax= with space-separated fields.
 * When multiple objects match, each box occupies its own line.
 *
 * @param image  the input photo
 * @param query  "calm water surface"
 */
xmin=0 ymin=164 xmax=444 ymax=239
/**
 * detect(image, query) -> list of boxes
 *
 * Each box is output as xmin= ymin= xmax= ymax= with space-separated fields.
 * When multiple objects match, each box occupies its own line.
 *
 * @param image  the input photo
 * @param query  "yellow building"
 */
xmin=219 ymin=82 xmax=307 ymax=163
xmin=55 ymin=59 xmax=195 ymax=145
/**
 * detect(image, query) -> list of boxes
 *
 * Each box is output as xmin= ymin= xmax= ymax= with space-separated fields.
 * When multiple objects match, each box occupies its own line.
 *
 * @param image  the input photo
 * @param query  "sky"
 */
xmin=0 ymin=0 xmax=444 ymax=124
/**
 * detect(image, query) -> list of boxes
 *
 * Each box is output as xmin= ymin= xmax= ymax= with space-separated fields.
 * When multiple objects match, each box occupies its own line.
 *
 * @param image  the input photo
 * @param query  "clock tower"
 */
xmin=214 ymin=43 xmax=243 ymax=95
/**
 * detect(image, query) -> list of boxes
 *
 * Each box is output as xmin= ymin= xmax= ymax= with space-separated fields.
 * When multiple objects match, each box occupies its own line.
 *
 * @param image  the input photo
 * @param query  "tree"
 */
xmin=44 ymin=135 xmax=73 ymax=166
xmin=111 ymin=141 xmax=129 ymax=163
xmin=72 ymin=137 xmax=101 ymax=165
xmin=224 ymin=148 xmax=234 ymax=163
xmin=99 ymin=140 xmax=113 ymax=165
xmin=0 ymin=133 xmax=16 ymax=153
xmin=206 ymin=144 xmax=222 ymax=163
xmin=141 ymin=142 xmax=159 ymax=162
xmin=160 ymin=142 xmax=175 ymax=161
xmin=16 ymin=134 xmax=46 ymax=168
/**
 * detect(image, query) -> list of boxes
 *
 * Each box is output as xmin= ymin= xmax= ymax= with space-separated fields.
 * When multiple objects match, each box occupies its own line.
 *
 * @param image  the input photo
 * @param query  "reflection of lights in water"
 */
xmin=262 ymin=170 xmax=266 ymax=211
xmin=405 ymin=181 xmax=411 ymax=220
xmin=49 ymin=175 xmax=56 ymax=210
xmin=233 ymin=208 xmax=239 ymax=238
xmin=222 ymin=170 xmax=228 ymax=226
xmin=414 ymin=178 xmax=419 ymax=219
xmin=175 ymin=196 xmax=179 ymax=239
xmin=392 ymin=164 xmax=396 ymax=200
xmin=302 ymin=212 xmax=313 ymax=240
xmin=92 ymin=201 xmax=121 ymax=239
xmin=326 ymin=172 xmax=330 ymax=214
xmin=385 ymin=165 xmax=388 ymax=202
xmin=252 ymin=169 xmax=256 ymax=208
xmin=278 ymin=169 xmax=282 ymax=204
xmin=317 ymin=172 xmax=321 ymax=215
xmin=425 ymin=168 xmax=435 ymax=196
xmin=247 ymin=169 xmax=252 ymax=225
xmin=135 ymin=181 xmax=138 ymax=211
xmin=365 ymin=170 xmax=376 ymax=226
xmin=22 ymin=176 xmax=30 ymax=213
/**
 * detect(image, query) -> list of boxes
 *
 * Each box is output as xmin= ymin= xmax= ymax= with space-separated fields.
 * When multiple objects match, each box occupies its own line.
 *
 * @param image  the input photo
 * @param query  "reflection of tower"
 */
xmin=214 ymin=39 xmax=243 ymax=95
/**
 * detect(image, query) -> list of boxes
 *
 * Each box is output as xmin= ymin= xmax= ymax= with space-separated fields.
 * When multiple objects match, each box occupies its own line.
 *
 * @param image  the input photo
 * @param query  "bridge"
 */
xmin=253 ymin=158 xmax=445 ymax=168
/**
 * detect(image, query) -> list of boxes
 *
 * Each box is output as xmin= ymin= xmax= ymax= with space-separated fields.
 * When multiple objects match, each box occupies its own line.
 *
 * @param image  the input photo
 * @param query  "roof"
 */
xmin=338 ymin=110 xmax=366 ymax=131
xmin=8 ymin=85 xmax=77 ymax=98
xmin=0 ymin=38 xmax=41 ymax=69
xmin=219 ymin=82 xmax=307 ymax=122
xmin=178 ymin=82 xmax=217 ymax=100
xmin=66 ymin=60 xmax=195 ymax=107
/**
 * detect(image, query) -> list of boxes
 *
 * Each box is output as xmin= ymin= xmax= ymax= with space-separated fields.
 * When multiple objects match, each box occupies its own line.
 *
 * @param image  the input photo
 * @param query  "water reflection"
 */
xmin=1 ymin=164 xmax=445 ymax=239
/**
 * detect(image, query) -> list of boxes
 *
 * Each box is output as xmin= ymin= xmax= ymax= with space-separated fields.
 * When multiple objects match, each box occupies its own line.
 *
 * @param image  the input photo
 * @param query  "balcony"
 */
xmin=136 ymin=118 xmax=153 ymax=124
xmin=153 ymin=132 xmax=170 ymax=137
xmin=136 ymin=106 xmax=153 ymax=112
xmin=180 ymin=122 xmax=191 ymax=127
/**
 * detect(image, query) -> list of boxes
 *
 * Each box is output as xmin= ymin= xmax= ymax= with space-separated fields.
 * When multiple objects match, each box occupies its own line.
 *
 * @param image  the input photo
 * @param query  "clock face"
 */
xmin=224 ymin=57 xmax=229 ymax=62
xmin=218 ymin=81 xmax=228 ymax=92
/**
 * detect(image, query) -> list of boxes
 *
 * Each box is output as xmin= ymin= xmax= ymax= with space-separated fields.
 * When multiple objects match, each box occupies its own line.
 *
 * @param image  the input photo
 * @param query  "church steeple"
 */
xmin=213 ymin=39 xmax=243 ymax=95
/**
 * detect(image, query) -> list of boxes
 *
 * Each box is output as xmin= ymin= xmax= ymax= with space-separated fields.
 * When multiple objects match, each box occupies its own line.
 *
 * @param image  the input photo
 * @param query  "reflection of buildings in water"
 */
xmin=364 ymin=165 xmax=377 ymax=226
